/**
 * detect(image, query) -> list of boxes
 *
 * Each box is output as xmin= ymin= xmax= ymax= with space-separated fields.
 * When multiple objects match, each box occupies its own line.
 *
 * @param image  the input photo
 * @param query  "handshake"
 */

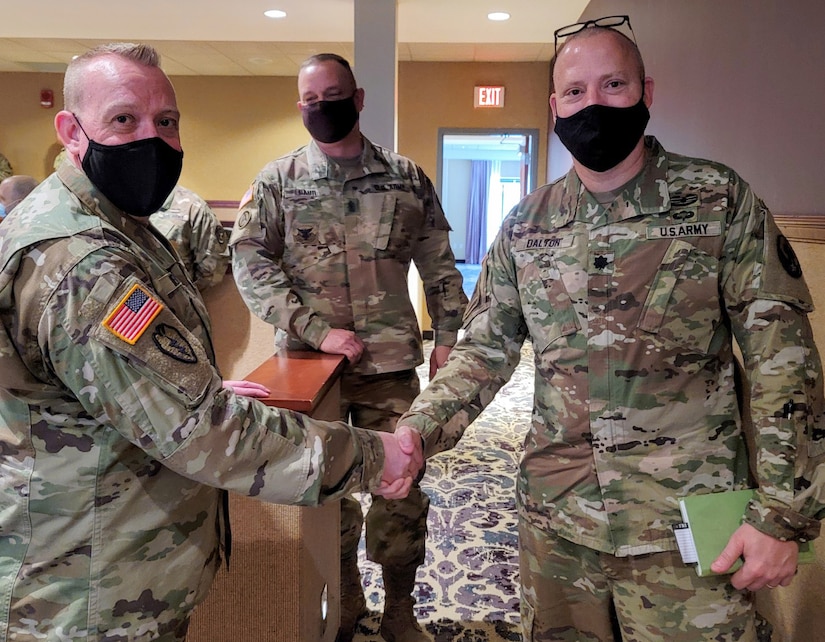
xmin=375 ymin=424 xmax=425 ymax=499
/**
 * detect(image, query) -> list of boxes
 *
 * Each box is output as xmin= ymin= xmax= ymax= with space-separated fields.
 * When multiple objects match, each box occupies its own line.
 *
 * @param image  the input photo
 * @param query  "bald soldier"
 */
xmin=0 ymin=43 xmax=422 ymax=641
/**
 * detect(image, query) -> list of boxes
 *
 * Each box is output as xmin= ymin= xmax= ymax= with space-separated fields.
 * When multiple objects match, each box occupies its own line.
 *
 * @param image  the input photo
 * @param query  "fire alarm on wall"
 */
xmin=40 ymin=89 xmax=54 ymax=108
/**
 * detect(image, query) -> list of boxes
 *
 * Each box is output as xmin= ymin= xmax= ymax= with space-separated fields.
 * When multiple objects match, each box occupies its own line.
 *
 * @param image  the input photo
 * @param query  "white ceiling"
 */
xmin=0 ymin=0 xmax=588 ymax=76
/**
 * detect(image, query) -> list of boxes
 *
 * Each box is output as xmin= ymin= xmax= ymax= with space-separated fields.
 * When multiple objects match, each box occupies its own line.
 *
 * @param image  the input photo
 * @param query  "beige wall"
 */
xmin=0 ymin=71 xmax=66 ymax=179
xmin=0 ymin=61 xmax=549 ymax=207
xmin=398 ymin=61 xmax=549 ymax=184
xmin=580 ymin=0 xmax=825 ymax=215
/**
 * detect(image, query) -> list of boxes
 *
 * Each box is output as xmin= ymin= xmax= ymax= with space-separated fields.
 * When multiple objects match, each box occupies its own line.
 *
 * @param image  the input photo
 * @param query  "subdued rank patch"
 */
xmin=594 ymin=254 xmax=611 ymax=270
xmin=776 ymin=234 xmax=803 ymax=278
xmin=152 ymin=323 xmax=198 ymax=363
xmin=294 ymin=226 xmax=318 ymax=244
xmin=647 ymin=221 xmax=722 ymax=239
xmin=102 ymin=283 xmax=163 ymax=345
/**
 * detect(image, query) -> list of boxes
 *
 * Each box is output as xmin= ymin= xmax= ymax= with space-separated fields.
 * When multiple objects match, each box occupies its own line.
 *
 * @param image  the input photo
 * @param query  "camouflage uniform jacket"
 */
xmin=149 ymin=185 xmax=229 ymax=291
xmin=401 ymin=137 xmax=825 ymax=556
xmin=0 ymin=163 xmax=387 ymax=640
xmin=230 ymin=136 xmax=467 ymax=375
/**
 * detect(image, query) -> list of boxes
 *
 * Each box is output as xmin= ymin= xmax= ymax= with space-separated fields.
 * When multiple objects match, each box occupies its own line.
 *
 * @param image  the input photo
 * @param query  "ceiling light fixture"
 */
xmin=488 ymin=11 xmax=510 ymax=21
xmin=264 ymin=9 xmax=287 ymax=19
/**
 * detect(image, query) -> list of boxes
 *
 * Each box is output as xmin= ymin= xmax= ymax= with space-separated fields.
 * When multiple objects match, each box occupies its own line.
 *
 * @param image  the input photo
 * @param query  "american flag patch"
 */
xmin=102 ymin=283 xmax=163 ymax=345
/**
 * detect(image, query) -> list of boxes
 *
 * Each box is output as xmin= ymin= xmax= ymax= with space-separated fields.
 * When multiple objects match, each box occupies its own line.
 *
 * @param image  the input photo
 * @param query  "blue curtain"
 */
xmin=465 ymin=160 xmax=491 ymax=263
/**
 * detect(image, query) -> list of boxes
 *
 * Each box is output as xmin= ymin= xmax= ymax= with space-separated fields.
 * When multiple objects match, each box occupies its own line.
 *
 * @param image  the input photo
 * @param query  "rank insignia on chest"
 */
xmin=102 ymin=283 xmax=164 ymax=345
xmin=592 ymin=252 xmax=614 ymax=272
xmin=294 ymin=226 xmax=318 ymax=244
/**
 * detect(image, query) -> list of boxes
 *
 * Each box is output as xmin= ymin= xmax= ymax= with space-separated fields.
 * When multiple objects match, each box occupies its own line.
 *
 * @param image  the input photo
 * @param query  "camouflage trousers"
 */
xmin=519 ymin=519 xmax=758 ymax=642
xmin=339 ymin=370 xmax=429 ymax=569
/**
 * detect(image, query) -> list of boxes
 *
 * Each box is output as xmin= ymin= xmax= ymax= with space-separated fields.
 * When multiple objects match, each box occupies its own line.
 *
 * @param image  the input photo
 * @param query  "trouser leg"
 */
xmin=339 ymin=370 xmax=429 ymax=642
xmin=519 ymin=519 xmax=757 ymax=642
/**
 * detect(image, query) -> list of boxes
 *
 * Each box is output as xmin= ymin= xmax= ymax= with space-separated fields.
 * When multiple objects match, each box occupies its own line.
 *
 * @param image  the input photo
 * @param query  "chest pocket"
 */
xmin=518 ymin=251 xmax=581 ymax=354
xmin=363 ymin=191 xmax=419 ymax=260
xmin=637 ymin=239 xmax=721 ymax=354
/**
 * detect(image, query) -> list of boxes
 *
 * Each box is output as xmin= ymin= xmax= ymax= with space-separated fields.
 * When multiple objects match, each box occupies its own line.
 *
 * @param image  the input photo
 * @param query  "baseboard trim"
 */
xmin=774 ymin=214 xmax=825 ymax=245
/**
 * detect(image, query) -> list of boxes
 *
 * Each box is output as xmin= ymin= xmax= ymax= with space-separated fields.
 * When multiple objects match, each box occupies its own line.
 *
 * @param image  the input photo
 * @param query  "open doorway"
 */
xmin=436 ymin=128 xmax=539 ymax=295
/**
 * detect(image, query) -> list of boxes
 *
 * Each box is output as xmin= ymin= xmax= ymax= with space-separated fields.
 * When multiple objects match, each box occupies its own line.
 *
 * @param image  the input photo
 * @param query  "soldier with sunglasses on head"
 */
xmin=395 ymin=15 xmax=825 ymax=641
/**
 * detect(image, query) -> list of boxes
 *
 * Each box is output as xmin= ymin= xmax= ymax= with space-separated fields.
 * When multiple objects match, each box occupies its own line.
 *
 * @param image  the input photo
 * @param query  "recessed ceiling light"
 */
xmin=264 ymin=9 xmax=287 ymax=19
xmin=488 ymin=11 xmax=510 ymax=21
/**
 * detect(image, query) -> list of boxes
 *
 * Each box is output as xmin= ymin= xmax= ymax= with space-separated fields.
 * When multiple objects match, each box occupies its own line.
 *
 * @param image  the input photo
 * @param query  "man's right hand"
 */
xmin=374 ymin=427 xmax=424 ymax=500
xmin=320 ymin=328 xmax=365 ymax=364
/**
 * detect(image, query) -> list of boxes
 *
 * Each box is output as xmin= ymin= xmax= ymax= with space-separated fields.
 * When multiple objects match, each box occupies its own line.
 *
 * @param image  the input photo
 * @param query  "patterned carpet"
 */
xmin=352 ymin=342 xmax=535 ymax=641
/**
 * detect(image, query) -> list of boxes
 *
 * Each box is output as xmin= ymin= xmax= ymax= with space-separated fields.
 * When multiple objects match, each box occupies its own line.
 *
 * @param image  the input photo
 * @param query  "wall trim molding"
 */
xmin=207 ymin=200 xmax=241 ymax=228
xmin=774 ymin=214 xmax=825 ymax=245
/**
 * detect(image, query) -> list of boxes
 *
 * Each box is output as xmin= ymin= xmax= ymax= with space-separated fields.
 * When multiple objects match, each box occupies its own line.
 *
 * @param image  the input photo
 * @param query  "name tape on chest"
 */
xmin=520 ymin=236 xmax=575 ymax=251
xmin=647 ymin=221 xmax=722 ymax=240
xmin=102 ymin=283 xmax=164 ymax=345
xmin=285 ymin=187 xmax=320 ymax=199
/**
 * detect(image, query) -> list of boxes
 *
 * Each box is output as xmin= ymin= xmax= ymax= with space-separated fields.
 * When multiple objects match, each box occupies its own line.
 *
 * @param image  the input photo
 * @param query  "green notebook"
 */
xmin=674 ymin=488 xmax=815 ymax=577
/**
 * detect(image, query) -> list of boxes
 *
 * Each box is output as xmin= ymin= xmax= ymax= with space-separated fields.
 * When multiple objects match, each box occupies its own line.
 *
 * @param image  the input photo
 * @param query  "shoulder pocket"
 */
xmin=91 ymin=276 xmax=213 ymax=407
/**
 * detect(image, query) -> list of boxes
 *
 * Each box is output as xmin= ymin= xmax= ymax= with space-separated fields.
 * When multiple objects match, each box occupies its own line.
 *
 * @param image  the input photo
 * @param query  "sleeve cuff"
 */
xmin=745 ymin=502 xmax=822 ymax=542
xmin=357 ymin=429 xmax=386 ymax=492
xmin=302 ymin=317 xmax=332 ymax=350
xmin=433 ymin=329 xmax=459 ymax=347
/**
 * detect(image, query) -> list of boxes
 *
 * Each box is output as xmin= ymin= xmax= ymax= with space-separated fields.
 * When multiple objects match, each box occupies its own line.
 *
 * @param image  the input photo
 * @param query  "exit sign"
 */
xmin=474 ymin=85 xmax=505 ymax=108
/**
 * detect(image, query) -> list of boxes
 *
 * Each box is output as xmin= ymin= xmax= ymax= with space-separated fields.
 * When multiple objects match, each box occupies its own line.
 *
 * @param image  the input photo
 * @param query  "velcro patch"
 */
xmin=238 ymin=185 xmax=254 ymax=209
xmin=102 ymin=283 xmax=163 ymax=345
xmin=647 ymin=221 xmax=722 ymax=239
xmin=517 ymin=235 xmax=575 ymax=251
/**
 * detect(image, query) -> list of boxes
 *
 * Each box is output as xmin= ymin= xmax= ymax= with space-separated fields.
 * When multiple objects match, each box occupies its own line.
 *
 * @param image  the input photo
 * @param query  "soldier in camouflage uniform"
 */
xmin=0 ymin=152 xmax=11 ymax=182
xmin=396 ymin=19 xmax=825 ymax=642
xmin=150 ymin=185 xmax=230 ymax=291
xmin=230 ymin=53 xmax=467 ymax=642
xmin=0 ymin=43 xmax=422 ymax=642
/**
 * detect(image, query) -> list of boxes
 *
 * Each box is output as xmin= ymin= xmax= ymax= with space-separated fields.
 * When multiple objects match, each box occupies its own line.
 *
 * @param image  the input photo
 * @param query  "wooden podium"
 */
xmin=188 ymin=351 xmax=346 ymax=642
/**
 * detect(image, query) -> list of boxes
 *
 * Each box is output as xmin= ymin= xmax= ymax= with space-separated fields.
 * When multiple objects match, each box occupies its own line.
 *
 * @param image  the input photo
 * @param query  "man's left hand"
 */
xmin=222 ymin=380 xmax=271 ymax=398
xmin=711 ymin=522 xmax=799 ymax=590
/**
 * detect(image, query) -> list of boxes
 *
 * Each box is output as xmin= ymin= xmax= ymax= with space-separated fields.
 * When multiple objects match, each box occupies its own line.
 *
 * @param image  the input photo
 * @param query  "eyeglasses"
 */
xmin=553 ymin=15 xmax=635 ymax=53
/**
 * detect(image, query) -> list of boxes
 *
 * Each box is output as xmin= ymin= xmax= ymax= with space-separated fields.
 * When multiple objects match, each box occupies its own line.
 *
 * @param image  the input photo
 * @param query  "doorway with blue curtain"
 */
xmin=437 ymin=128 xmax=539 ymax=298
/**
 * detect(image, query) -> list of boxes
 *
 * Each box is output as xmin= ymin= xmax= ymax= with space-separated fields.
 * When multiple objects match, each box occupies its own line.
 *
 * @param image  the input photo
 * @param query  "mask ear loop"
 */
xmin=71 ymin=113 xmax=92 ymax=142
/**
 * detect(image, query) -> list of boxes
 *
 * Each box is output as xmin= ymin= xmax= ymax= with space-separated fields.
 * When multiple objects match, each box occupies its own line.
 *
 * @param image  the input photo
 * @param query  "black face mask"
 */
xmin=75 ymin=118 xmax=183 ymax=217
xmin=553 ymin=96 xmax=650 ymax=172
xmin=301 ymin=96 xmax=359 ymax=144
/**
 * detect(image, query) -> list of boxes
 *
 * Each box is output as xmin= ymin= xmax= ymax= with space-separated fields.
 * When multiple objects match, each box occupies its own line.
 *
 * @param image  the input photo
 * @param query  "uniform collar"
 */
xmin=55 ymin=161 xmax=164 ymax=242
xmin=558 ymin=136 xmax=672 ymax=227
xmin=306 ymin=135 xmax=389 ymax=181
